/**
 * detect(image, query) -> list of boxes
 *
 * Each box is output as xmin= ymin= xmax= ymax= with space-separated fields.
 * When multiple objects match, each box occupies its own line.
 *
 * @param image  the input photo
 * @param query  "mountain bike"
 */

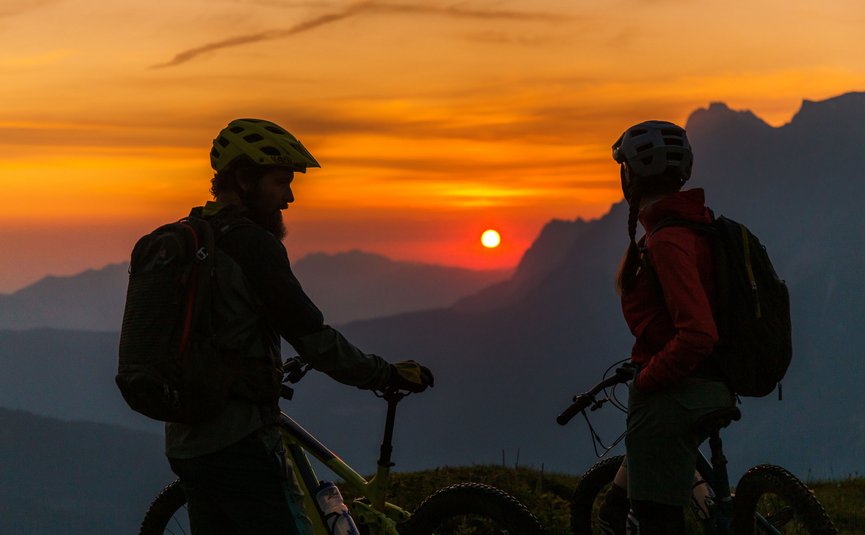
xmin=138 ymin=358 xmax=544 ymax=535
xmin=556 ymin=365 xmax=838 ymax=535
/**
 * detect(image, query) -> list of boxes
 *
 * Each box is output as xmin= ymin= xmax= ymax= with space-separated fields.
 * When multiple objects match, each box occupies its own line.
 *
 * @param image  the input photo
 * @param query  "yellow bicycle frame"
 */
xmin=278 ymin=413 xmax=411 ymax=535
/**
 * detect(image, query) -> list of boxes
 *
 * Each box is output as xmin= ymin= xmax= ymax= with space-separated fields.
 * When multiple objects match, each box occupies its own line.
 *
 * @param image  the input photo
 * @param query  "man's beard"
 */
xmin=241 ymin=185 xmax=286 ymax=240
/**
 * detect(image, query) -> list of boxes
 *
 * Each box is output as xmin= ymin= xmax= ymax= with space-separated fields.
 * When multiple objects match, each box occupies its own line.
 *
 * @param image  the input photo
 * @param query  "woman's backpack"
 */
xmin=648 ymin=215 xmax=793 ymax=397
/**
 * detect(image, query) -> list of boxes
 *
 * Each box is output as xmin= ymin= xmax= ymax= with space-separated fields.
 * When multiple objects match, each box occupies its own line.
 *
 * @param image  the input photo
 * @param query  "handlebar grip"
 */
xmin=556 ymin=395 xmax=590 ymax=426
xmin=556 ymin=405 xmax=580 ymax=425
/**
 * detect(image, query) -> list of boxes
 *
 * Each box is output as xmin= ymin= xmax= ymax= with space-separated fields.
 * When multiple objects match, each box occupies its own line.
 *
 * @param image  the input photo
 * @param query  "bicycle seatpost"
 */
xmin=378 ymin=390 xmax=405 ymax=468
xmin=708 ymin=431 xmax=734 ymax=518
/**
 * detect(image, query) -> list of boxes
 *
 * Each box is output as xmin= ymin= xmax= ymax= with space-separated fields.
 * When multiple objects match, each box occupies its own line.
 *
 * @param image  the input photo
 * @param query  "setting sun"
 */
xmin=481 ymin=229 xmax=501 ymax=249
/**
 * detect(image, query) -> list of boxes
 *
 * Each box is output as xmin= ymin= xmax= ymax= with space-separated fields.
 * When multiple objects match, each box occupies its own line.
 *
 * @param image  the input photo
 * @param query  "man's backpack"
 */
xmin=116 ymin=216 xmax=237 ymax=422
xmin=648 ymin=215 xmax=792 ymax=397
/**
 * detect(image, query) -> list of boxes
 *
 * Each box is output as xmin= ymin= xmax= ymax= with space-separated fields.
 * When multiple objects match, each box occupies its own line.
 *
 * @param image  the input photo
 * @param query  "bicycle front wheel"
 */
xmin=139 ymin=480 xmax=189 ymax=535
xmin=407 ymin=482 xmax=543 ymax=535
xmin=570 ymin=455 xmax=624 ymax=535
xmin=732 ymin=464 xmax=837 ymax=535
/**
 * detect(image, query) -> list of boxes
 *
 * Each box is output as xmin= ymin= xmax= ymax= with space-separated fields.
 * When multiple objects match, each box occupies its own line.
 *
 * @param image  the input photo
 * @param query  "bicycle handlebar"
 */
xmin=281 ymin=357 xmax=418 ymax=403
xmin=556 ymin=367 xmax=634 ymax=426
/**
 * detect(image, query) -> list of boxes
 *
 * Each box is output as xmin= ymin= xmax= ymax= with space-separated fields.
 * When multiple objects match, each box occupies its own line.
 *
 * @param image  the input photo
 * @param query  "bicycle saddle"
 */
xmin=692 ymin=407 xmax=741 ymax=436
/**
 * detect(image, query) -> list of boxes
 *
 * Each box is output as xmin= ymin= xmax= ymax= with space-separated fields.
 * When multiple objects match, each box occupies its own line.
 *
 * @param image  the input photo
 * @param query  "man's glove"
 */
xmin=386 ymin=360 xmax=434 ymax=393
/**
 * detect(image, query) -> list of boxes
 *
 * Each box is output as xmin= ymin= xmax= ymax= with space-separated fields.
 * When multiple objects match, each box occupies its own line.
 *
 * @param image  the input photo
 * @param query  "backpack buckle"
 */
xmin=196 ymin=247 xmax=208 ymax=261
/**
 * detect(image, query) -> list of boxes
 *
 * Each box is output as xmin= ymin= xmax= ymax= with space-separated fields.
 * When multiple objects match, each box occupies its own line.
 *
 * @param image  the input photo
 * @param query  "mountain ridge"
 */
xmin=0 ymin=251 xmax=510 ymax=330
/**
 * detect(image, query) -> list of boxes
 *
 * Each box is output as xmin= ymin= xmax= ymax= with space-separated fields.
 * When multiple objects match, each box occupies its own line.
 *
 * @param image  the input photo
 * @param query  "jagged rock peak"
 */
xmin=510 ymin=217 xmax=590 ymax=280
xmin=686 ymin=101 xmax=771 ymax=133
xmin=789 ymin=91 xmax=865 ymax=127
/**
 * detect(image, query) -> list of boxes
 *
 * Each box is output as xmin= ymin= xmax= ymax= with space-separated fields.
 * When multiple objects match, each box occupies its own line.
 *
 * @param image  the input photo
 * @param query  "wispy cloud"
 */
xmin=152 ymin=1 xmax=565 ymax=69
xmin=151 ymin=11 xmax=353 ymax=69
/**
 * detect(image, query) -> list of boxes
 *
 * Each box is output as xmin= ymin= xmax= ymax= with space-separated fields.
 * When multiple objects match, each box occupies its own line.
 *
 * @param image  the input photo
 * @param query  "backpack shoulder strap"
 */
xmin=208 ymin=215 xmax=255 ymax=242
xmin=648 ymin=216 xmax=717 ymax=239
xmin=640 ymin=213 xmax=720 ymax=305
xmin=189 ymin=203 xmax=255 ymax=243
xmin=178 ymin=215 xmax=217 ymax=263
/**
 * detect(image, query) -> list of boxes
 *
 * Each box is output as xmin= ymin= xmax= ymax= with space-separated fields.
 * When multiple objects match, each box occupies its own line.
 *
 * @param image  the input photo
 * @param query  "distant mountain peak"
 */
xmin=686 ymin=101 xmax=771 ymax=134
xmin=513 ymin=217 xmax=590 ymax=279
xmin=789 ymin=91 xmax=865 ymax=127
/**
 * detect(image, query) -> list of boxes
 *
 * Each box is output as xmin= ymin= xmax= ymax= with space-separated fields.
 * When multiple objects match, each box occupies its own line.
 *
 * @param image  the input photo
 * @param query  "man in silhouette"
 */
xmin=166 ymin=118 xmax=434 ymax=534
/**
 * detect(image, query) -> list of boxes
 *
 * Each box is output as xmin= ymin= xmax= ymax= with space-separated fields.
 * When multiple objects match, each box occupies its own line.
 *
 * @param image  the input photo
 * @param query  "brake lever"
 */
xmin=283 ymin=356 xmax=311 ymax=384
xmin=590 ymin=398 xmax=608 ymax=411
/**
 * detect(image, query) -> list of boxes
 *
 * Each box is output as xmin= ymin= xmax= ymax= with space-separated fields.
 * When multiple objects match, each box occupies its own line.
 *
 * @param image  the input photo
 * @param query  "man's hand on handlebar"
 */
xmin=386 ymin=360 xmax=435 ymax=393
xmin=283 ymin=356 xmax=311 ymax=384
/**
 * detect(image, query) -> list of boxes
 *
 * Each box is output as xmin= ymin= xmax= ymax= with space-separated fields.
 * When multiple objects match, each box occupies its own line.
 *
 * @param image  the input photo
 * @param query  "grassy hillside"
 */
xmin=808 ymin=478 xmax=865 ymax=535
xmin=360 ymin=465 xmax=864 ymax=534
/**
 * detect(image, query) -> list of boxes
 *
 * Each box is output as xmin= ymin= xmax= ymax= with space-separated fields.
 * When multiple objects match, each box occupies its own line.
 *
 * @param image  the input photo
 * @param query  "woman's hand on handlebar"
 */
xmin=614 ymin=362 xmax=639 ymax=381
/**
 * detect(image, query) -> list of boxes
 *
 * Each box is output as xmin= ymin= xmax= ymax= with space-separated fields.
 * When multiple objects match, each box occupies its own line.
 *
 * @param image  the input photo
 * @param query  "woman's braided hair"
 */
xmin=614 ymin=169 xmax=685 ymax=294
xmin=616 ymin=194 xmax=644 ymax=294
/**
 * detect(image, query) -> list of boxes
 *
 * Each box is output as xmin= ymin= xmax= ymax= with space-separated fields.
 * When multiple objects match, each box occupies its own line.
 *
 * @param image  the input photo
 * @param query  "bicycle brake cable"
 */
xmin=581 ymin=358 xmax=631 ymax=456
xmin=609 ymin=384 xmax=628 ymax=413
xmin=582 ymin=409 xmax=627 ymax=458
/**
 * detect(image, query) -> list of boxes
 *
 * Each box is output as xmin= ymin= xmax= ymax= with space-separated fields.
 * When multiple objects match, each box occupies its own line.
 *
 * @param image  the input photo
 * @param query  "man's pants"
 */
xmin=169 ymin=426 xmax=311 ymax=535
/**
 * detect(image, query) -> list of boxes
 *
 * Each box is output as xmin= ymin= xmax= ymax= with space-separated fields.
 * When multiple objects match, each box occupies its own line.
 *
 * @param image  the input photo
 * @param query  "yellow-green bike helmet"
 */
xmin=210 ymin=118 xmax=320 ymax=172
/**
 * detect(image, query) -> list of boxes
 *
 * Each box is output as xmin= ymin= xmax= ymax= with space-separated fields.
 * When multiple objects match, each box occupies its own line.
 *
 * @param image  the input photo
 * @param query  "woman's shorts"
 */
xmin=625 ymin=377 xmax=734 ymax=506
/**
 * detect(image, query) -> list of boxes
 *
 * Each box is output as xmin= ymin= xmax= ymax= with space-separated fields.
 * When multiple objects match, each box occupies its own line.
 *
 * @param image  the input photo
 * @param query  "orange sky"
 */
xmin=2 ymin=0 xmax=865 ymax=293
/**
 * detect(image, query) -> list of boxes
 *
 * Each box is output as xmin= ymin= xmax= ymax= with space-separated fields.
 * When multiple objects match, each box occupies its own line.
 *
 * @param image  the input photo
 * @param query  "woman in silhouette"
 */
xmin=599 ymin=121 xmax=734 ymax=535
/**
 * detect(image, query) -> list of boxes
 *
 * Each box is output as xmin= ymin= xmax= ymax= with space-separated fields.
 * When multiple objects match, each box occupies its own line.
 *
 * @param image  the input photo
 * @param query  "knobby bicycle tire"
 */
xmin=570 ymin=455 xmax=624 ymax=535
xmin=139 ymin=480 xmax=189 ymax=535
xmin=407 ymin=482 xmax=544 ymax=535
xmin=732 ymin=464 xmax=838 ymax=535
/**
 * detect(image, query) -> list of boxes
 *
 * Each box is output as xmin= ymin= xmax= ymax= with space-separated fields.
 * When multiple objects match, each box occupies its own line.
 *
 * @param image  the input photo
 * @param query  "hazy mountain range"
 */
xmin=0 ymin=407 xmax=170 ymax=535
xmin=2 ymin=92 xmax=865 ymax=531
xmin=0 ymin=251 xmax=509 ymax=331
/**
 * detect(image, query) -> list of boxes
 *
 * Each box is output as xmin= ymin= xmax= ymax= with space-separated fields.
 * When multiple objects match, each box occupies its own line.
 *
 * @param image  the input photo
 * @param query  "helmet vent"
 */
xmin=260 ymin=146 xmax=281 ymax=156
xmin=210 ymin=148 xmax=220 ymax=159
xmin=665 ymin=138 xmax=684 ymax=146
xmin=631 ymin=129 xmax=648 ymax=136
xmin=668 ymin=152 xmax=683 ymax=161
xmin=229 ymin=126 xmax=244 ymax=134
xmin=217 ymin=136 xmax=230 ymax=148
xmin=661 ymin=128 xmax=681 ymax=136
xmin=264 ymin=125 xmax=287 ymax=135
xmin=641 ymin=157 xmax=653 ymax=165
xmin=636 ymin=143 xmax=653 ymax=153
xmin=243 ymin=133 xmax=264 ymax=143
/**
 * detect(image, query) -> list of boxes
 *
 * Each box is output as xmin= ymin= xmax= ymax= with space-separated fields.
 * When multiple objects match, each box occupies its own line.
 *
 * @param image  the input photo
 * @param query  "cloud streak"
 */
xmin=152 ymin=1 xmax=564 ymax=69
xmin=151 ymin=11 xmax=353 ymax=69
